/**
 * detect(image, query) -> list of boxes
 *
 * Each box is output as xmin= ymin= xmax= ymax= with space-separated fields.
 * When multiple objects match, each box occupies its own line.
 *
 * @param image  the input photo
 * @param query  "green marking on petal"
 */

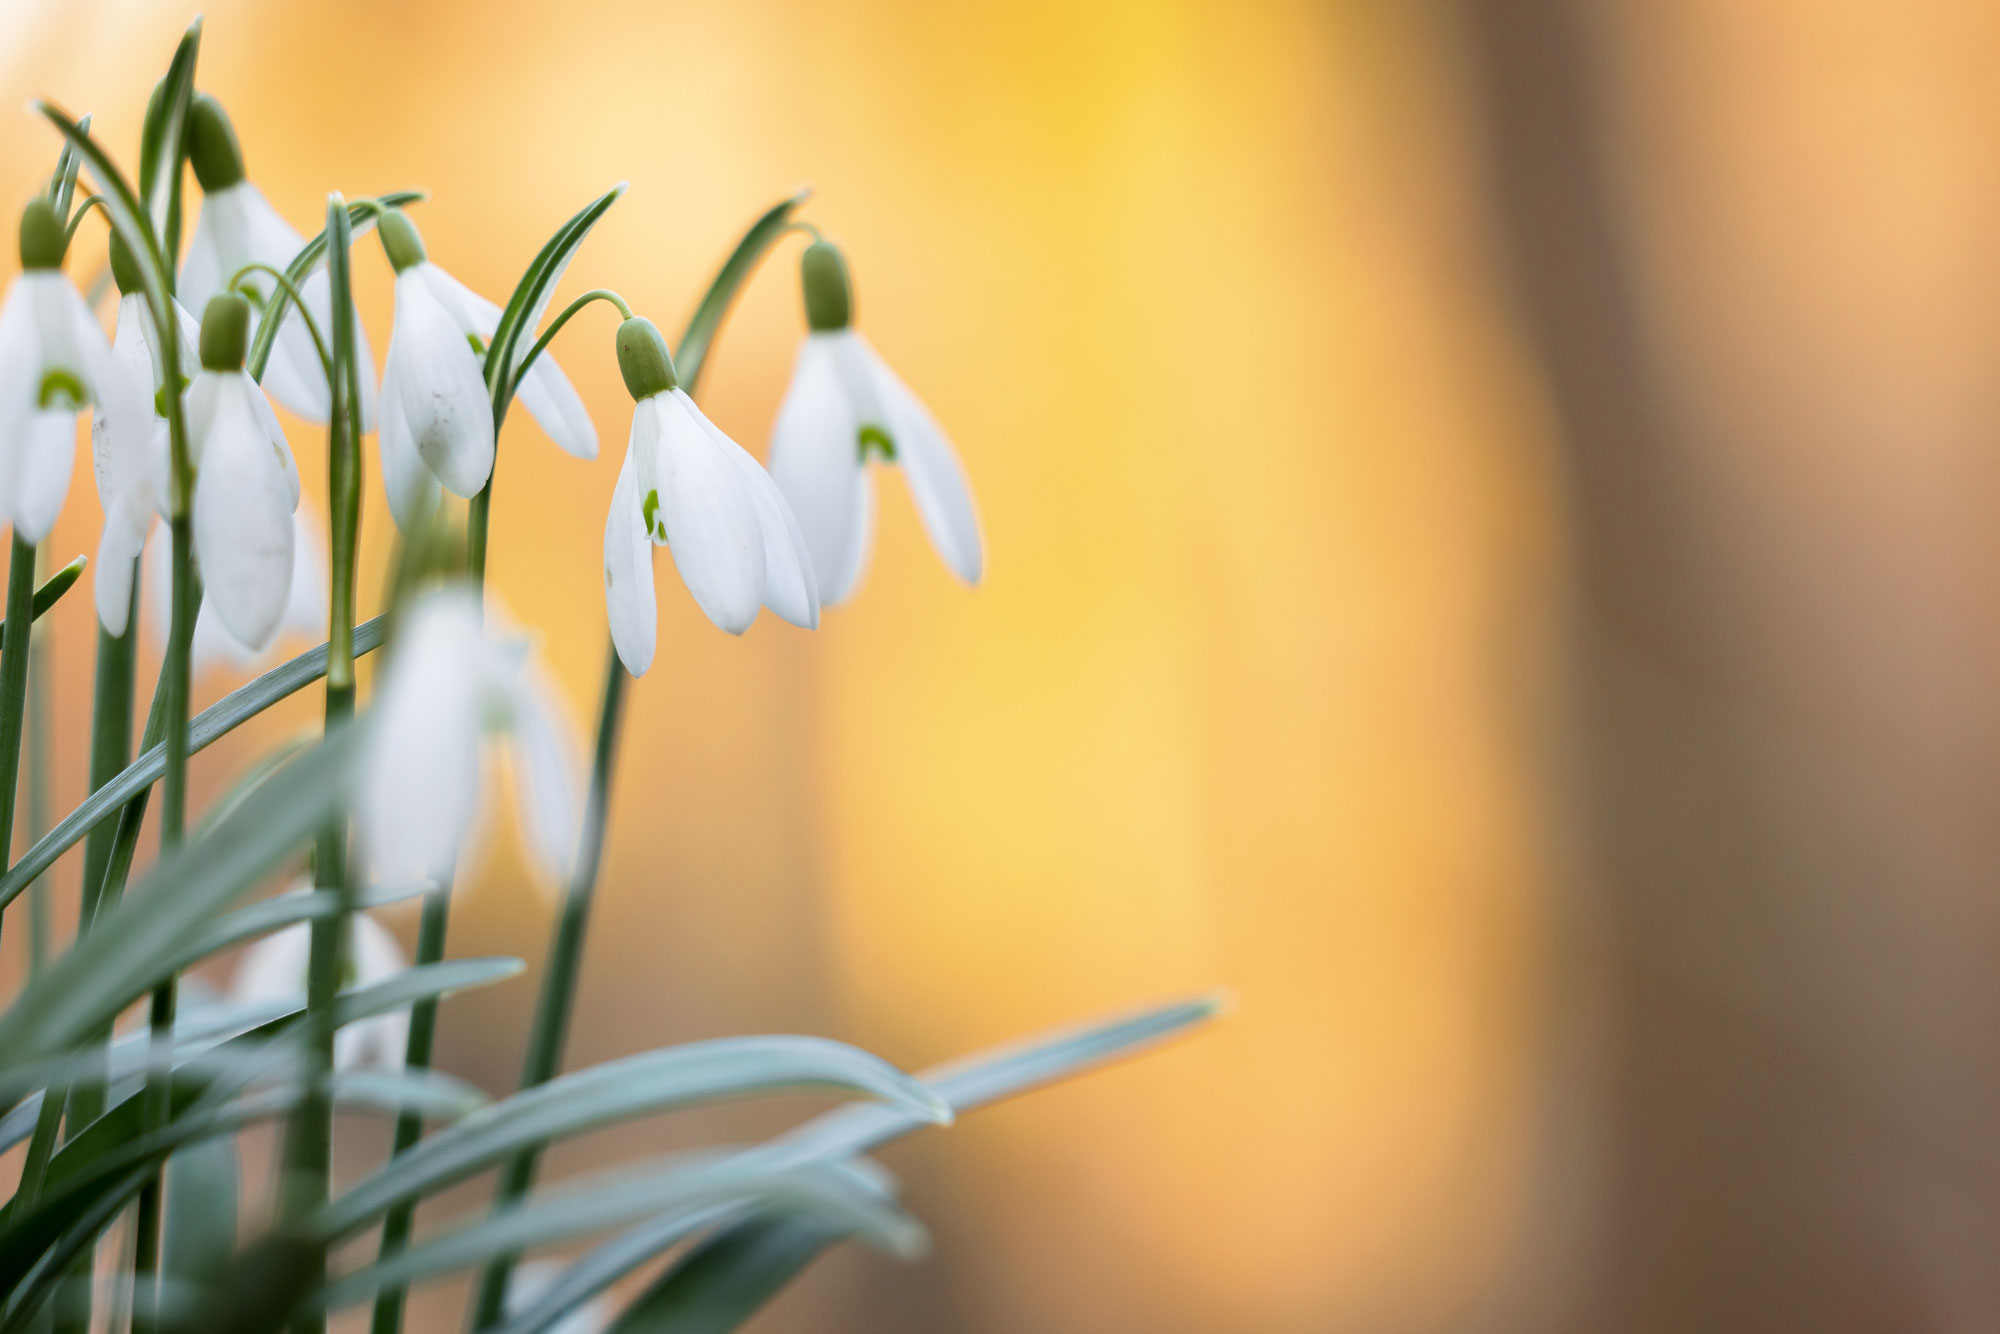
xmin=641 ymin=488 xmax=665 ymax=542
xmin=38 ymin=368 xmax=88 ymax=412
xmin=239 ymin=280 xmax=267 ymax=312
xmin=466 ymin=332 xmax=488 ymax=357
xmin=859 ymin=425 xmax=896 ymax=463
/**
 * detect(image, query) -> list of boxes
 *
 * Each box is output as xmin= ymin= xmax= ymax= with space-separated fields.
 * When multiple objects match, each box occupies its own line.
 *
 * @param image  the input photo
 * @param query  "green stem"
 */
xmin=0 ymin=537 xmax=40 ymax=957
xmin=281 ymin=196 xmax=364 ymax=1334
xmin=463 ymin=206 xmax=785 ymax=1327
xmin=47 ymin=581 xmax=139 ymax=1334
xmin=229 ymin=260 xmax=335 ymax=388
xmin=468 ymin=648 xmax=627 ymax=1329
xmin=23 ymin=545 xmax=53 ymax=979
xmin=132 ymin=516 xmax=195 ymax=1334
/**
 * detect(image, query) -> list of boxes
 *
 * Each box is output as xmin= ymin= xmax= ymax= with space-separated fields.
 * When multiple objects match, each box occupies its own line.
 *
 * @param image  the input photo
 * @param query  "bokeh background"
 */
xmin=6 ymin=1 xmax=2000 ymax=1330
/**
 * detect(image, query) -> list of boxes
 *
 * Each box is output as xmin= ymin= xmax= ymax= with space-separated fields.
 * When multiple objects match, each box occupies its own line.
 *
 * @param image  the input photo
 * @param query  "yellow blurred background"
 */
xmin=8 ymin=0 xmax=2000 ymax=1330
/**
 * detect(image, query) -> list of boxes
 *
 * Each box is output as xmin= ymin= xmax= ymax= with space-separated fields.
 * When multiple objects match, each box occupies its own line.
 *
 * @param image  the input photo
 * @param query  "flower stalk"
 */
xmin=468 ymin=192 xmax=806 ymax=1328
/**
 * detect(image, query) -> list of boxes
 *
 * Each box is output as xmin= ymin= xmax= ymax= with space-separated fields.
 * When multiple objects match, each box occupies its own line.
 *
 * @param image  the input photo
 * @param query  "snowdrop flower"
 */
xmin=504 ymin=1261 xmax=611 ymax=1334
xmin=231 ymin=889 xmax=411 ymax=1072
xmin=375 ymin=208 xmax=596 ymax=529
xmin=355 ymin=588 xmax=581 ymax=891
xmin=602 ymin=317 xmax=817 ymax=673
xmin=0 ymin=198 xmax=148 ymax=546
xmin=91 ymin=232 xmax=198 ymax=635
xmin=768 ymin=239 xmax=982 ymax=605
xmin=145 ymin=507 xmax=326 ymax=674
xmin=184 ymin=292 xmax=302 ymax=652
xmin=179 ymin=93 xmax=376 ymax=429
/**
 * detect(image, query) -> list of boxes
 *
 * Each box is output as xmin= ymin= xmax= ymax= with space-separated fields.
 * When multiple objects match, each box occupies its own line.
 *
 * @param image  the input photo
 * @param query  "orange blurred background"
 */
xmin=8 ymin=1 xmax=1999 ymax=1331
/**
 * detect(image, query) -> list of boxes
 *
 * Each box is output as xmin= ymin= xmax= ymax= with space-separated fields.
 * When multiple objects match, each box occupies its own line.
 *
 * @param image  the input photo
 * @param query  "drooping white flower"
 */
xmin=355 ymin=587 xmax=581 ymax=892
xmin=183 ymin=293 xmax=301 ymax=652
xmin=91 ymin=236 xmax=200 ymax=635
xmin=0 ymin=198 xmax=149 ymax=547
xmin=375 ymin=208 xmax=596 ymax=529
xmin=145 ymin=506 xmax=326 ymax=674
xmin=230 ymin=887 xmax=411 ymax=1072
xmin=504 ymin=1260 xmax=611 ymax=1334
xmin=767 ymin=240 xmax=982 ymax=605
xmin=602 ymin=317 xmax=817 ymax=673
xmin=179 ymin=93 xmax=377 ymax=429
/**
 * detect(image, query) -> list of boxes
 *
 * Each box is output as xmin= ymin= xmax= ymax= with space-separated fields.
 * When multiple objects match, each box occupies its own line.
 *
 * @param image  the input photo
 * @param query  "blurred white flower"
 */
xmin=182 ymin=294 xmax=301 ymax=653
xmin=375 ymin=209 xmax=595 ymax=529
xmin=355 ymin=588 xmax=581 ymax=892
xmin=504 ymin=1260 xmax=610 ymax=1334
xmin=179 ymin=93 xmax=377 ymax=430
xmin=604 ymin=316 xmax=816 ymax=674
xmin=146 ymin=507 xmax=325 ymax=674
xmin=0 ymin=199 xmax=149 ymax=546
xmin=91 ymin=258 xmax=198 ymax=635
xmin=768 ymin=240 xmax=982 ymax=606
xmin=231 ymin=889 xmax=410 ymax=1072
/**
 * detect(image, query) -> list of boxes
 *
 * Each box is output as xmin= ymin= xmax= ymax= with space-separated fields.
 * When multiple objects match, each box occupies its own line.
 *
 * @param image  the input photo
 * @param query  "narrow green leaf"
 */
xmin=675 ymin=188 xmax=810 ymax=394
xmin=136 ymin=17 xmax=201 ymax=269
xmin=319 ymin=1155 xmax=918 ymax=1311
xmin=0 ymin=555 xmax=86 ymax=642
xmin=163 ymin=1131 xmax=238 ymax=1287
xmin=485 ymin=184 xmax=626 ymax=404
xmin=0 ymin=733 xmax=356 ymax=1071
xmin=315 ymin=1037 xmax=949 ymax=1240
xmin=603 ymin=1214 xmax=847 ymax=1334
xmin=49 ymin=114 xmax=88 ymax=215
xmin=0 ymin=616 xmax=387 ymax=912
xmin=592 ymin=995 xmax=1224 ymax=1334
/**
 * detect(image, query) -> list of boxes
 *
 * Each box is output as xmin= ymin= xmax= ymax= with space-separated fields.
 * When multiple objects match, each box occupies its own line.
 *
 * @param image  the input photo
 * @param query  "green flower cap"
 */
xmin=200 ymin=292 xmax=251 ymax=372
xmin=801 ymin=239 xmax=853 ymax=332
xmin=616 ymin=317 xmax=678 ymax=401
xmin=377 ymin=208 xmax=427 ymax=273
xmin=18 ymin=198 xmax=66 ymax=271
xmin=108 ymin=230 xmax=145 ymax=295
xmin=187 ymin=93 xmax=246 ymax=192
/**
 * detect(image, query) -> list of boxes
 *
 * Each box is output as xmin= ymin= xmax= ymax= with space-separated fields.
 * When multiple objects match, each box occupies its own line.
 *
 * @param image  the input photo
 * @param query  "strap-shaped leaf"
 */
xmin=49 ymin=114 xmax=89 ymax=214
xmin=675 ymin=188 xmax=810 ymax=394
xmin=0 ymin=616 xmax=387 ymax=913
xmin=0 ymin=555 xmax=85 ymax=644
xmin=136 ymin=17 xmax=200 ymax=271
xmin=315 ymin=1037 xmax=948 ymax=1240
xmin=318 ymin=1154 xmax=917 ymax=1312
xmin=162 ymin=1125 xmax=239 ymax=1288
xmin=0 ymin=733 xmax=356 ymax=1072
xmin=484 ymin=184 xmax=626 ymax=405
xmin=588 ymin=995 xmax=1223 ymax=1334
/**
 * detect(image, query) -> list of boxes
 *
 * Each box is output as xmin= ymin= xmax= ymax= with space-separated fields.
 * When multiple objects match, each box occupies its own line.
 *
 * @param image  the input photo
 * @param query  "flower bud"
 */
xmin=187 ymin=93 xmax=246 ymax=193
xmin=616 ymin=317 xmax=678 ymax=401
xmin=377 ymin=209 xmax=427 ymax=273
xmin=801 ymin=240 xmax=853 ymax=332
xmin=108 ymin=230 xmax=146 ymax=295
xmin=18 ymin=198 xmax=66 ymax=271
xmin=200 ymin=292 xmax=251 ymax=372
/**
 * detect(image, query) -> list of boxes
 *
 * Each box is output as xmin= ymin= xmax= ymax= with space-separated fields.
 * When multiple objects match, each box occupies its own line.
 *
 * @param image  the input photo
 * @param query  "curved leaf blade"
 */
xmin=675 ymin=188 xmax=810 ymax=394
xmin=0 ymin=616 xmax=387 ymax=913
xmin=315 ymin=1037 xmax=948 ymax=1240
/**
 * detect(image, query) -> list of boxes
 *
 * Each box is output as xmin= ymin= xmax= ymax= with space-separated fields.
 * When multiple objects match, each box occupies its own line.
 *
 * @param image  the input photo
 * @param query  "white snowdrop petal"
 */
xmin=865 ymin=337 xmax=984 ymax=586
xmin=247 ymin=373 xmax=302 ymax=509
xmin=769 ymin=334 xmax=871 ymax=606
xmin=493 ymin=655 xmax=582 ymax=888
xmin=283 ymin=508 xmax=329 ymax=641
xmin=603 ymin=449 xmax=657 ymax=676
xmin=296 ymin=263 xmax=379 ymax=432
xmin=388 ymin=267 xmax=494 ymax=498
xmin=653 ymin=394 xmax=764 ymax=634
xmin=177 ymin=193 xmax=233 ymax=313
xmin=377 ymin=356 xmax=442 ymax=529
xmin=513 ymin=351 xmax=598 ymax=460
xmin=93 ymin=496 xmax=148 ymax=635
xmin=357 ymin=594 xmax=486 ymax=884
xmin=191 ymin=374 xmax=296 ymax=650
xmin=687 ymin=397 xmax=818 ymax=629
xmin=15 ymin=409 xmax=77 ymax=543
xmin=506 ymin=1260 xmax=613 ymax=1334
